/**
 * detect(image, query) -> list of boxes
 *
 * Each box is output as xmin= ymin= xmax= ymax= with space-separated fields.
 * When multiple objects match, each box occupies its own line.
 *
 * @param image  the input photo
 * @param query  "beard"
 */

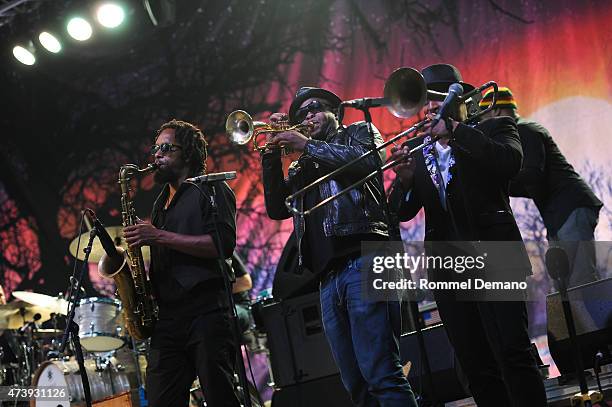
xmin=311 ymin=120 xmax=335 ymax=140
xmin=154 ymin=165 xmax=178 ymax=184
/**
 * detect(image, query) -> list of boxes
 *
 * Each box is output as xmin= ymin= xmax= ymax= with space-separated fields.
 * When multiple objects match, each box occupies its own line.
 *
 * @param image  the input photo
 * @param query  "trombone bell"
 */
xmin=383 ymin=67 xmax=428 ymax=119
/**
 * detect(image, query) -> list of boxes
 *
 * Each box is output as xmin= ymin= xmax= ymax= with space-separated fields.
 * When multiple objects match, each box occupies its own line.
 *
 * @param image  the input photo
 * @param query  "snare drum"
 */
xmin=31 ymin=358 xmax=131 ymax=406
xmin=74 ymin=297 xmax=124 ymax=352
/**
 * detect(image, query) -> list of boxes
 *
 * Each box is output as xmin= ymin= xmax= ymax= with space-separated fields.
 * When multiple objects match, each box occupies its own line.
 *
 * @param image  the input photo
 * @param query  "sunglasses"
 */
xmin=295 ymin=100 xmax=332 ymax=123
xmin=150 ymin=143 xmax=183 ymax=156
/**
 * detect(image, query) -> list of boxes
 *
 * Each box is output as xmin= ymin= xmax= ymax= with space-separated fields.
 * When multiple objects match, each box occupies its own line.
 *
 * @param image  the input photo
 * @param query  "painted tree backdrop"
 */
xmin=1 ymin=0 xmax=611 ymax=389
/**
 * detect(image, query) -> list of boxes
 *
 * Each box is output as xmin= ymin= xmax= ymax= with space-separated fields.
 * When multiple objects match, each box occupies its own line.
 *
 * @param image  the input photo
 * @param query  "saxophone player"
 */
xmin=124 ymin=119 xmax=239 ymax=407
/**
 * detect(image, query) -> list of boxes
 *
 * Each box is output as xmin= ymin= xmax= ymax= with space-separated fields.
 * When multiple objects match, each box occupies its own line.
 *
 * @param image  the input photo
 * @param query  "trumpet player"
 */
xmin=124 ymin=119 xmax=239 ymax=407
xmin=388 ymin=64 xmax=547 ymax=406
xmin=262 ymin=87 xmax=418 ymax=406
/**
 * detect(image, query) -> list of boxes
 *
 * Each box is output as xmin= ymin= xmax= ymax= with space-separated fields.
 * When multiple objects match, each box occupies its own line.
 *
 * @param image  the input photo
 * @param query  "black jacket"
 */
xmin=262 ymin=121 xmax=388 ymax=262
xmin=389 ymin=116 xmax=531 ymax=273
xmin=509 ymin=118 xmax=602 ymax=237
xmin=150 ymin=181 xmax=236 ymax=304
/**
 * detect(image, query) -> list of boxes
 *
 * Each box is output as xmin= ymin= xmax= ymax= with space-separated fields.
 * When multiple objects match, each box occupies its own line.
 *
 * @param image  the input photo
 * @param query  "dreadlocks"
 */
xmin=156 ymin=119 xmax=208 ymax=176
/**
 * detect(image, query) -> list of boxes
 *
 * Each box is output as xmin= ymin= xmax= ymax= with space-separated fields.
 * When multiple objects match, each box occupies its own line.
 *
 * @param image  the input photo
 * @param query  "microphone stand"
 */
xmin=187 ymin=181 xmax=253 ymax=407
xmin=60 ymin=228 xmax=94 ymax=407
xmin=342 ymin=104 xmax=441 ymax=407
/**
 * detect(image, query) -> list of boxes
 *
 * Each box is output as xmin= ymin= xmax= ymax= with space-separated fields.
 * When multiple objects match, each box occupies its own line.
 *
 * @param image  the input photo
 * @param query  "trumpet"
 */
xmin=284 ymin=67 xmax=498 ymax=216
xmin=226 ymin=110 xmax=312 ymax=153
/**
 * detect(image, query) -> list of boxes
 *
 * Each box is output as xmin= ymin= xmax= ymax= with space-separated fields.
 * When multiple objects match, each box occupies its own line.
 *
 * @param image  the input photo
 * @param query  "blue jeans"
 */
xmin=320 ymin=257 xmax=417 ymax=407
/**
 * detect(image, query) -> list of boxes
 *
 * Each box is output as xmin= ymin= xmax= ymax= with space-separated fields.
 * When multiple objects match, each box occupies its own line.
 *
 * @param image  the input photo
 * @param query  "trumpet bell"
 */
xmin=383 ymin=67 xmax=428 ymax=119
xmin=226 ymin=109 xmax=255 ymax=145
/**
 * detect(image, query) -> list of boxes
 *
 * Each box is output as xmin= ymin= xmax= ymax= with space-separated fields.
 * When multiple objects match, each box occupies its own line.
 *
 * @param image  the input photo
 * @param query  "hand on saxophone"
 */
xmin=124 ymin=219 xmax=163 ymax=248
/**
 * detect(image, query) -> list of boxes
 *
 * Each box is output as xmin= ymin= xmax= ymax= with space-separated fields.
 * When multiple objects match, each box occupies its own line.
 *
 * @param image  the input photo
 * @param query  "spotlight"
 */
xmin=38 ymin=32 xmax=62 ymax=53
xmin=12 ymin=42 xmax=36 ymax=65
xmin=67 ymin=17 xmax=93 ymax=41
xmin=96 ymin=3 xmax=125 ymax=28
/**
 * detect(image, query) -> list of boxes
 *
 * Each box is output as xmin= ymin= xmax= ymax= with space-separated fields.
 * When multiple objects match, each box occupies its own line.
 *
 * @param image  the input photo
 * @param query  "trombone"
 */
xmin=226 ymin=110 xmax=312 ymax=153
xmin=283 ymin=67 xmax=498 ymax=216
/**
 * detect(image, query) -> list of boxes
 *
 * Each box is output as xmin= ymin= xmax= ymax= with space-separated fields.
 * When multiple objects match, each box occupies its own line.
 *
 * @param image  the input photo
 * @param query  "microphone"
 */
xmin=545 ymin=247 xmax=570 ymax=282
xmin=186 ymin=171 xmax=237 ymax=183
xmin=341 ymin=97 xmax=390 ymax=109
xmin=18 ymin=313 xmax=42 ymax=334
xmin=430 ymin=83 xmax=464 ymax=127
xmin=85 ymin=209 xmax=122 ymax=261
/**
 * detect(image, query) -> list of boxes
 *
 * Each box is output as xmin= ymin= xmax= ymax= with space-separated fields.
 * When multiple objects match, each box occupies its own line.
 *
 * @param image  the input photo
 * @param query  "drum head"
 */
xmin=31 ymin=361 xmax=71 ymax=406
xmin=81 ymin=336 xmax=125 ymax=352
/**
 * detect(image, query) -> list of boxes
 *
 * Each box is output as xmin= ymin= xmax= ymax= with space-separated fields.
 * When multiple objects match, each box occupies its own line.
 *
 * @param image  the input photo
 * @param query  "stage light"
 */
xmin=96 ymin=3 xmax=125 ymax=28
xmin=12 ymin=43 xmax=36 ymax=65
xmin=67 ymin=17 xmax=93 ymax=41
xmin=38 ymin=32 xmax=62 ymax=53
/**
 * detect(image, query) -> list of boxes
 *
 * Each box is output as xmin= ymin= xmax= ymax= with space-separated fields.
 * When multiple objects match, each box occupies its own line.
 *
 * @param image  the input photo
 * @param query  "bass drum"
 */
xmin=109 ymin=345 xmax=148 ymax=390
xmin=30 ymin=358 xmax=131 ymax=406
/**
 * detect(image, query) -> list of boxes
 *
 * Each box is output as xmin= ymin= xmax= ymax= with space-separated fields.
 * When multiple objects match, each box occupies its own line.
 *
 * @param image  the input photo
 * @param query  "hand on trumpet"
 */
xmin=267 ymin=112 xmax=310 ymax=152
xmin=389 ymin=144 xmax=416 ymax=190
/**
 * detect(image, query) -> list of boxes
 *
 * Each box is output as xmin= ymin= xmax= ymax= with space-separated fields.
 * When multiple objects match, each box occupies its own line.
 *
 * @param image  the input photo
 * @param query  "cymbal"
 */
xmin=7 ymin=306 xmax=55 ymax=329
xmin=68 ymin=226 xmax=151 ymax=263
xmin=12 ymin=291 xmax=69 ymax=315
xmin=0 ymin=302 xmax=56 ymax=330
xmin=0 ymin=300 xmax=30 ymax=312
xmin=0 ymin=301 xmax=31 ymax=322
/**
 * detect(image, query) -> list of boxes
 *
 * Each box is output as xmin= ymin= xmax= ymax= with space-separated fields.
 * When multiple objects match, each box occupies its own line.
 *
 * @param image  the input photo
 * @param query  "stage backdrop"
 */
xmin=1 ymin=0 xmax=611 ymax=390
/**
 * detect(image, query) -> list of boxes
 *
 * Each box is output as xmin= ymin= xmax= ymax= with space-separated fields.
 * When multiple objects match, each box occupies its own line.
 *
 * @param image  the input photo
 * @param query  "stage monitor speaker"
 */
xmin=271 ymin=373 xmax=352 ymax=407
xmin=272 ymin=234 xmax=319 ymax=300
xmin=399 ymin=324 xmax=470 ymax=403
xmin=547 ymin=277 xmax=612 ymax=375
xmin=262 ymin=292 xmax=339 ymax=387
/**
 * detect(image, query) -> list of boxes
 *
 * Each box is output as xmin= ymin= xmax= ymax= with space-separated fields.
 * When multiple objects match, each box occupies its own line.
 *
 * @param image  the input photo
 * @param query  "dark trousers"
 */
xmin=320 ymin=257 xmax=418 ymax=407
xmin=146 ymin=309 xmax=240 ymax=407
xmin=434 ymin=297 xmax=547 ymax=406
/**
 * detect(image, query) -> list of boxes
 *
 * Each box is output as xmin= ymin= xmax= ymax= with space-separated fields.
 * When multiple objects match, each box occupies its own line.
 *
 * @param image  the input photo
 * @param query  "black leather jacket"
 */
xmin=262 ymin=121 xmax=389 ymax=263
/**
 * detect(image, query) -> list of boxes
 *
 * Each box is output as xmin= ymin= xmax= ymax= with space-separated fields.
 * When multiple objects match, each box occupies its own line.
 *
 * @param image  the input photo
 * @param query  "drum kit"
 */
xmin=0 ymin=228 xmax=149 ymax=406
xmin=0 ymin=290 xmax=147 ymax=406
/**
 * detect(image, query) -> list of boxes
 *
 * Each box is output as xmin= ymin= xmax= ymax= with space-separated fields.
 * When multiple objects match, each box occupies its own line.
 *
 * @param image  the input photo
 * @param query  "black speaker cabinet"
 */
xmin=271 ymin=374 xmax=352 ymax=407
xmin=547 ymin=277 xmax=612 ymax=375
xmin=399 ymin=324 xmax=470 ymax=403
xmin=262 ymin=292 xmax=339 ymax=387
xmin=263 ymin=294 xmax=470 ymax=403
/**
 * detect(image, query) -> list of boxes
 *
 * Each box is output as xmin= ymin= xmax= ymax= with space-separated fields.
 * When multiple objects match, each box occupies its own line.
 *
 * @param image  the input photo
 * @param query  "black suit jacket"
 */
xmin=509 ymin=118 xmax=602 ymax=236
xmin=389 ymin=116 xmax=531 ymax=274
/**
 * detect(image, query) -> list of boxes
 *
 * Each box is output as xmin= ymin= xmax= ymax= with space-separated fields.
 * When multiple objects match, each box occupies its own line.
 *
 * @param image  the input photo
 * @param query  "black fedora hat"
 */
xmin=288 ymin=87 xmax=342 ymax=124
xmin=421 ymin=64 xmax=475 ymax=95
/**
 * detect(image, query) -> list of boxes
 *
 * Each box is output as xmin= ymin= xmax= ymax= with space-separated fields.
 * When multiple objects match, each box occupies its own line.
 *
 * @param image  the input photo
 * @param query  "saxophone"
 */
xmin=98 ymin=163 xmax=158 ymax=341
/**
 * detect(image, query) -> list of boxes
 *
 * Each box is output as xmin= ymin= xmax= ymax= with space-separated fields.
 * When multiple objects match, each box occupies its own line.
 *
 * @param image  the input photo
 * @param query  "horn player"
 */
xmin=124 ymin=119 xmax=239 ymax=407
xmin=388 ymin=64 xmax=547 ymax=406
xmin=262 ymin=86 xmax=419 ymax=406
